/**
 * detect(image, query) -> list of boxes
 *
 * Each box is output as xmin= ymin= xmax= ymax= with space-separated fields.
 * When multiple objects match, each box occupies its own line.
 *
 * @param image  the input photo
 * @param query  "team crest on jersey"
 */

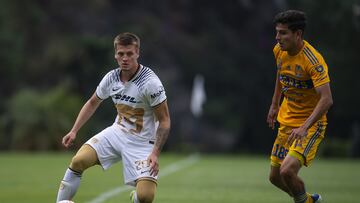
xmin=315 ymin=65 xmax=324 ymax=73
xmin=295 ymin=65 xmax=304 ymax=77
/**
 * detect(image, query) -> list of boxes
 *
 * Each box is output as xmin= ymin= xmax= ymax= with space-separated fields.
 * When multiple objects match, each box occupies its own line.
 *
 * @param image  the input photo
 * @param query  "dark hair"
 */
xmin=274 ymin=10 xmax=306 ymax=33
xmin=113 ymin=32 xmax=140 ymax=49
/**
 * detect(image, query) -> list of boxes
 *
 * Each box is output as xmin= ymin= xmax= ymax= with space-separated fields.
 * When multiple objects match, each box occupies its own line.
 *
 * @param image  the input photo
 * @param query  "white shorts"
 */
xmin=85 ymin=124 xmax=157 ymax=186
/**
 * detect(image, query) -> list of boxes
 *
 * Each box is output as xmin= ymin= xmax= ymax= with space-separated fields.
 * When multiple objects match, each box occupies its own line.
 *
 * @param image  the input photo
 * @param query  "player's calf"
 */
xmin=269 ymin=166 xmax=293 ymax=196
xmin=56 ymin=168 xmax=82 ymax=202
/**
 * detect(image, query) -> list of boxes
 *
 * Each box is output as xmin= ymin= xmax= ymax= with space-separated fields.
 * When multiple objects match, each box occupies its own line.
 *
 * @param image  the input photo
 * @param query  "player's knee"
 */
xmin=70 ymin=145 xmax=98 ymax=172
xmin=137 ymin=189 xmax=155 ymax=203
xmin=279 ymin=166 xmax=293 ymax=180
xmin=70 ymin=155 xmax=89 ymax=172
xmin=136 ymin=180 xmax=156 ymax=203
xmin=269 ymin=173 xmax=280 ymax=185
xmin=269 ymin=166 xmax=281 ymax=185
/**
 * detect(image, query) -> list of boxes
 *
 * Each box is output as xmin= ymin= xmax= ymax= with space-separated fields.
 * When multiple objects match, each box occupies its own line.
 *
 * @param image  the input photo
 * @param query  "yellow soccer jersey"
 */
xmin=273 ymin=40 xmax=330 ymax=127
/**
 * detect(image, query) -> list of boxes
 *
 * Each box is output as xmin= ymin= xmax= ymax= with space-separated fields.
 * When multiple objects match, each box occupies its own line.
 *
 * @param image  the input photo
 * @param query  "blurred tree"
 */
xmin=0 ymin=0 xmax=358 ymax=154
xmin=3 ymin=83 xmax=83 ymax=150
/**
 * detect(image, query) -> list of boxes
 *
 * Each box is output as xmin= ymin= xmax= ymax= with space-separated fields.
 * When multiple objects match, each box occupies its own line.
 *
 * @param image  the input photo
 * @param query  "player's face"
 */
xmin=115 ymin=44 xmax=139 ymax=71
xmin=275 ymin=23 xmax=301 ymax=54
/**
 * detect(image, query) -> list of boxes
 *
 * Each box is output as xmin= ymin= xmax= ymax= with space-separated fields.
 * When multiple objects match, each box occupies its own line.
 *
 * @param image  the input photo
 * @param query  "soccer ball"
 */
xmin=58 ymin=201 xmax=74 ymax=203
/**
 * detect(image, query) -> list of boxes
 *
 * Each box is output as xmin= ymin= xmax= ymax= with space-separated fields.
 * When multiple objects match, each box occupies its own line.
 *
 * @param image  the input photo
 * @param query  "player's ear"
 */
xmin=114 ymin=47 xmax=118 ymax=59
xmin=295 ymin=30 xmax=303 ymax=40
xmin=135 ymin=48 xmax=140 ymax=59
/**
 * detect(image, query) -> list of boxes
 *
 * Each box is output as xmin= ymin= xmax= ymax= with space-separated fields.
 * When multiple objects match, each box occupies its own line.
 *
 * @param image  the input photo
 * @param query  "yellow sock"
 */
xmin=294 ymin=192 xmax=307 ymax=203
xmin=305 ymin=193 xmax=313 ymax=203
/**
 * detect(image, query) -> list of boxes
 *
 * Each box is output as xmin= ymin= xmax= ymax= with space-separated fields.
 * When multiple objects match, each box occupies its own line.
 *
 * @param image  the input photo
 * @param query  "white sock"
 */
xmin=56 ymin=168 xmax=82 ymax=202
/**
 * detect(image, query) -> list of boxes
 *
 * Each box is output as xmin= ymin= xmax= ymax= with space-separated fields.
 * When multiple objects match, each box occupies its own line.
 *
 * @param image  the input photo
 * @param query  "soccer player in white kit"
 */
xmin=56 ymin=32 xmax=171 ymax=203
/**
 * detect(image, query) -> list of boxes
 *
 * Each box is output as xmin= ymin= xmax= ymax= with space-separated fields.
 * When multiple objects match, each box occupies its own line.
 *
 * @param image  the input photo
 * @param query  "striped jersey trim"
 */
xmin=303 ymin=47 xmax=319 ymax=65
xmin=105 ymin=68 xmax=121 ymax=87
xmin=132 ymin=66 xmax=154 ymax=89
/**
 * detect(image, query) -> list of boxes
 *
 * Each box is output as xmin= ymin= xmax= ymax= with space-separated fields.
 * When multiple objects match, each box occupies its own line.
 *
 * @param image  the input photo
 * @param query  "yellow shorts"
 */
xmin=270 ymin=121 xmax=326 ymax=167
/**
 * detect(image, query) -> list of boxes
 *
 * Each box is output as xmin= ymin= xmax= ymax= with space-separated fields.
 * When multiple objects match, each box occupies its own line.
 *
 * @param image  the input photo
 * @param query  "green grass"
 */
xmin=0 ymin=153 xmax=359 ymax=203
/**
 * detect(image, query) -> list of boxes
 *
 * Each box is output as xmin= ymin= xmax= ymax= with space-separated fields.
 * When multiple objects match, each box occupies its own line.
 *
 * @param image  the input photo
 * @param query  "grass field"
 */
xmin=0 ymin=153 xmax=359 ymax=203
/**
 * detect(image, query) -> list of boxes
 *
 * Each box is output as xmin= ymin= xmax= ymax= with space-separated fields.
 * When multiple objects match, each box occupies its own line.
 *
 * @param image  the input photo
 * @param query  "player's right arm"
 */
xmin=62 ymin=93 xmax=103 ymax=148
xmin=267 ymin=70 xmax=282 ymax=129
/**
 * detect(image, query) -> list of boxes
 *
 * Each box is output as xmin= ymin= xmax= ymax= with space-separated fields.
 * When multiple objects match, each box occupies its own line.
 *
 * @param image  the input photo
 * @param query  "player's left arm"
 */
xmin=148 ymin=100 xmax=171 ymax=176
xmin=287 ymin=83 xmax=333 ymax=145
xmin=302 ymin=83 xmax=333 ymax=129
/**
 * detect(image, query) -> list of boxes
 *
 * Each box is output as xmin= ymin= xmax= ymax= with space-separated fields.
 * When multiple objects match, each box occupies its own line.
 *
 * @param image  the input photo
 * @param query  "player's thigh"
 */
xmin=70 ymin=144 xmax=99 ymax=172
xmin=270 ymin=125 xmax=291 ymax=166
xmin=85 ymin=126 xmax=123 ymax=170
xmin=280 ymin=153 xmax=302 ymax=176
xmin=136 ymin=179 xmax=157 ymax=203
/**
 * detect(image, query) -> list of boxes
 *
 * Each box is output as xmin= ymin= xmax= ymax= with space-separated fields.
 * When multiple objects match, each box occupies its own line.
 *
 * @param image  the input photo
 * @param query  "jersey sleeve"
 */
xmin=308 ymin=61 xmax=330 ymax=88
xmin=144 ymin=78 xmax=167 ymax=107
xmin=96 ymin=71 xmax=112 ymax=100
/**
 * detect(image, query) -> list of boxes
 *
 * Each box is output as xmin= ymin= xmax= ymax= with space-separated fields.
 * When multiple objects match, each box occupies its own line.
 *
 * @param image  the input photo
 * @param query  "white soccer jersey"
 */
xmin=96 ymin=64 xmax=166 ymax=140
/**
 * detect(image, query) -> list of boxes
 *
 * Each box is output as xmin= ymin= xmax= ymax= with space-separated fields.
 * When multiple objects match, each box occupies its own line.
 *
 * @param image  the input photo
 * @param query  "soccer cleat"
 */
xmin=130 ymin=190 xmax=136 ymax=203
xmin=310 ymin=193 xmax=322 ymax=203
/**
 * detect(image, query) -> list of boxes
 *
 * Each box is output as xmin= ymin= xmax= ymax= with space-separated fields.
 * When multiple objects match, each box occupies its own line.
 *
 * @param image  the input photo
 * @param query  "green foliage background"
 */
xmin=0 ymin=0 xmax=359 ymax=154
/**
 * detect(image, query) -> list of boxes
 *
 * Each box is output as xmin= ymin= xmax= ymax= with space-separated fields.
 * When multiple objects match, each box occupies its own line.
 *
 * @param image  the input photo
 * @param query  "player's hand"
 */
xmin=147 ymin=152 xmax=159 ymax=177
xmin=287 ymin=126 xmax=307 ymax=146
xmin=267 ymin=104 xmax=279 ymax=129
xmin=62 ymin=131 xmax=77 ymax=148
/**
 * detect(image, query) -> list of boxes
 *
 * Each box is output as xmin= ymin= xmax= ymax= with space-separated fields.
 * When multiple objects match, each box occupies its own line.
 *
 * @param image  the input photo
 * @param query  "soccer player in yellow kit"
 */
xmin=267 ymin=10 xmax=333 ymax=203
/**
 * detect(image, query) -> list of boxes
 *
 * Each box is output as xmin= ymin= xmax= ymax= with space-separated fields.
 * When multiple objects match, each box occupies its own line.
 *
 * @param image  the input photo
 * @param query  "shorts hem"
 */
xmin=136 ymin=177 xmax=158 ymax=186
xmin=125 ymin=177 xmax=158 ymax=187
xmin=288 ymin=150 xmax=306 ymax=166
xmin=270 ymin=161 xmax=281 ymax=167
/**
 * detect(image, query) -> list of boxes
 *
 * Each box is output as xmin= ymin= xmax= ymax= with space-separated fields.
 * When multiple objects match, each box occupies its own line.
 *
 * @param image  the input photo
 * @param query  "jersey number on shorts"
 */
xmin=135 ymin=160 xmax=150 ymax=170
xmin=116 ymin=104 xmax=145 ymax=134
xmin=272 ymin=144 xmax=289 ymax=160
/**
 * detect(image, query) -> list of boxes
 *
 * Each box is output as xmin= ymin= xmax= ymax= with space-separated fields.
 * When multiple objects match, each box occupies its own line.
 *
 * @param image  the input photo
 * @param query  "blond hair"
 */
xmin=113 ymin=32 xmax=140 ymax=49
